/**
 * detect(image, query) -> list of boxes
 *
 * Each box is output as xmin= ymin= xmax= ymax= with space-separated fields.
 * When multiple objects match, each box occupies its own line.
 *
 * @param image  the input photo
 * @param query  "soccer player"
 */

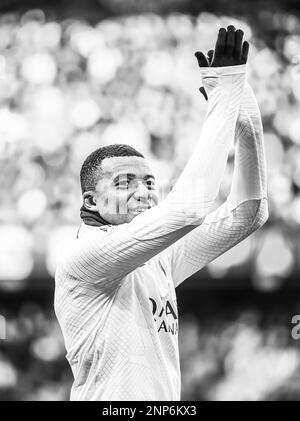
xmin=54 ymin=25 xmax=268 ymax=401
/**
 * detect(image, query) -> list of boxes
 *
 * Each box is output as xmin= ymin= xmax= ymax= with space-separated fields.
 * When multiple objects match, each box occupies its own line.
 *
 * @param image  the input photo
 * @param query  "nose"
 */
xmin=133 ymin=182 xmax=150 ymax=202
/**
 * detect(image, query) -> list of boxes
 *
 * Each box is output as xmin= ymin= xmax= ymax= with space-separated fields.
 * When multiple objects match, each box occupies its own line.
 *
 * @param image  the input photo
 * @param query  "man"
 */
xmin=54 ymin=25 xmax=268 ymax=401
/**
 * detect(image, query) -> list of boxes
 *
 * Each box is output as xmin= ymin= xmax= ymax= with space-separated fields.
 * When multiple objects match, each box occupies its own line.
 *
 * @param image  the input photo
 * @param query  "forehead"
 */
xmin=100 ymin=156 xmax=154 ymax=178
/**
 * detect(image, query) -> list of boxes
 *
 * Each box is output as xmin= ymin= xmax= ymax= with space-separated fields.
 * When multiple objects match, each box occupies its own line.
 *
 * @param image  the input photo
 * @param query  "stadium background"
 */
xmin=1 ymin=0 xmax=300 ymax=400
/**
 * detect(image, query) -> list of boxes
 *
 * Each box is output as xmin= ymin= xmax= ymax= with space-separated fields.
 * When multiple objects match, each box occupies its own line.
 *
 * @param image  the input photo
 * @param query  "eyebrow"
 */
xmin=113 ymin=173 xmax=155 ymax=183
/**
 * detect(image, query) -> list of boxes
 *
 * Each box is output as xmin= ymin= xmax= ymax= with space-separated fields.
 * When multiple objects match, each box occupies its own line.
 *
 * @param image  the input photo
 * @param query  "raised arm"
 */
xmin=165 ymin=71 xmax=268 ymax=287
xmin=60 ymin=28 xmax=247 ymax=290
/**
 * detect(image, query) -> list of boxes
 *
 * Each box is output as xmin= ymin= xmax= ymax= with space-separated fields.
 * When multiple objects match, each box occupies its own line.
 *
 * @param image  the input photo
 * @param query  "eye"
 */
xmin=115 ymin=179 xmax=130 ymax=188
xmin=146 ymin=180 xmax=155 ymax=190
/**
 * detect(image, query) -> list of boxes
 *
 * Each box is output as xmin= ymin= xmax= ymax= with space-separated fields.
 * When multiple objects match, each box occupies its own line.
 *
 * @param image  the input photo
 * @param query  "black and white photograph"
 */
xmin=0 ymin=0 xmax=300 ymax=404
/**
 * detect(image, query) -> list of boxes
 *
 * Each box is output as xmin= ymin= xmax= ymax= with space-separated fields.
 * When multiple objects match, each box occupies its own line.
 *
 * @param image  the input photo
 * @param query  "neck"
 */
xmin=80 ymin=205 xmax=110 ymax=227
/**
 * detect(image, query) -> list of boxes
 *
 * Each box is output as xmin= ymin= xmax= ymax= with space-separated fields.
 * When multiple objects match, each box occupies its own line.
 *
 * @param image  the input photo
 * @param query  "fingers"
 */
xmin=214 ymin=28 xmax=226 ymax=59
xmin=213 ymin=26 xmax=249 ymax=66
xmin=225 ymin=25 xmax=235 ymax=56
xmin=241 ymin=41 xmax=249 ymax=64
xmin=194 ymin=51 xmax=209 ymax=67
xmin=195 ymin=53 xmax=209 ymax=100
xmin=199 ymin=86 xmax=208 ymax=101
xmin=207 ymin=50 xmax=214 ymax=64
xmin=234 ymin=29 xmax=244 ymax=60
xmin=196 ymin=26 xmax=249 ymax=69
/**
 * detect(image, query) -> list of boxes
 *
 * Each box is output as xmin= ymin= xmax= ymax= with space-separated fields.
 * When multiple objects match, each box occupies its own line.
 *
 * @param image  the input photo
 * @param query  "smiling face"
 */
xmin=82 ymin=156 xmax=159 ymax=225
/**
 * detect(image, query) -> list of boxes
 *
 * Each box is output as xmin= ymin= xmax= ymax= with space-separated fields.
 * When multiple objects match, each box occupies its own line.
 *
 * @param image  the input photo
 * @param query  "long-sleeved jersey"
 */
xmin=54 ymin=64 xmax=268 ymax=401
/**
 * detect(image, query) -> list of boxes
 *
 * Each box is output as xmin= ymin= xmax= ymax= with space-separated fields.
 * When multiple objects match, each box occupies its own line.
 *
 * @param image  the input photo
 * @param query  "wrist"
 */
xmin=199 ymin=64 xmax=246 ymax=78
xmin=199 ymin=64 xmax=246 ymax=99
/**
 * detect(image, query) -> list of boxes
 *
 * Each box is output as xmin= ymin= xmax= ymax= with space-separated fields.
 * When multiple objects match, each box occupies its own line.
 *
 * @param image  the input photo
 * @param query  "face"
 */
xmin=83 ymin=156 xmax=159 ymax=224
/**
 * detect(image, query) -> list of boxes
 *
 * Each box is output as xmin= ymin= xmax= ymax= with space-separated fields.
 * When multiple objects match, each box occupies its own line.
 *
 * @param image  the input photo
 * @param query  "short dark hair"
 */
xmin=80 ymin=144 xmax=144 ymax=193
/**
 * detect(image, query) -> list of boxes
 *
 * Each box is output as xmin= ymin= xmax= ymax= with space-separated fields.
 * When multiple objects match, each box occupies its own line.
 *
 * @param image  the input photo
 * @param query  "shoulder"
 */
xmin=55 ymin=224 xmax=113 ymax=274
xmin=77 ymin=223 xmax=115 ymax=238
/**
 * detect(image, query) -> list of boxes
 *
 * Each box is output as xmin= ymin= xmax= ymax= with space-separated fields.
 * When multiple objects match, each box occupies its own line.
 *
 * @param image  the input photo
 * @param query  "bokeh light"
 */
xmin=0 ymin=225 xmax=34 ymax=283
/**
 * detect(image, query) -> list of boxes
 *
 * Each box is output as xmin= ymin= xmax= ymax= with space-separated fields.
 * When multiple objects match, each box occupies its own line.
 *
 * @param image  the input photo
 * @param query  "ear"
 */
xmin=82 ymin=191 xmax=98 ymax=212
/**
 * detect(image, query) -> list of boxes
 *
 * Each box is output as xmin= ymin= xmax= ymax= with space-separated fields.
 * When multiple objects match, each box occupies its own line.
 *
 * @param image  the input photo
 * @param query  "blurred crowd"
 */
xmin=1 ymin=301 xmax=300 ymax=400
xmin=1 ymin=8 xmax=300 ymax=400
xmin=179 ymin=310 xmax=300 ymax=400
xmin=0 ymin=302 xmax=71 ymax=400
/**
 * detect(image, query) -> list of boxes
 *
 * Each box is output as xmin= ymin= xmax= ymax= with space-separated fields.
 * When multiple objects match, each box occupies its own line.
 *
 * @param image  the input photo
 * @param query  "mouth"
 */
xmin=132 ymin=206 xmax=151 ymax=214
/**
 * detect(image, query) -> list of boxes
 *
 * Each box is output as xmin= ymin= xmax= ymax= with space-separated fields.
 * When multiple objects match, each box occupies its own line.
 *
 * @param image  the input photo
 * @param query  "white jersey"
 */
xmin=54 ymin=64 xmax=268 ymax=401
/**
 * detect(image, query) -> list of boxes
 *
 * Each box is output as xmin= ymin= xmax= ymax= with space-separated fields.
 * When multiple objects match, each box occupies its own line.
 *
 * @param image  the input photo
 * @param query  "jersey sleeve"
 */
xmin=59 ymin=66 xmax=246 ymax=292
xmin=166 ymin=79 xmax=269 ymax=287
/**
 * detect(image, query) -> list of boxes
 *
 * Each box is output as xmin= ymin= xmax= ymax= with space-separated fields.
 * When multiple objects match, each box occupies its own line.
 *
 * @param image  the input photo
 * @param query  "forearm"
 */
xmin=202 ymin=72 xmax=267 ymax=206
xmin=166 ymin=65 xmax=246 ymax=222
xmin=168 ymin=198 xmax=267 ymax=287
xmin=228 ymin=82 xmax=267 ymax=207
